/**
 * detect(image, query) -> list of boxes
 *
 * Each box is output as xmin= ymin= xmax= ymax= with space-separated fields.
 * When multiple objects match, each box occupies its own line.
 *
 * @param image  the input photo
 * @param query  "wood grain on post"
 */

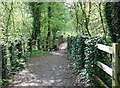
xmin=112 ymin=43 xmax=120 ymax=87
xmin=0 ymin=44 xmax=2 ymax=87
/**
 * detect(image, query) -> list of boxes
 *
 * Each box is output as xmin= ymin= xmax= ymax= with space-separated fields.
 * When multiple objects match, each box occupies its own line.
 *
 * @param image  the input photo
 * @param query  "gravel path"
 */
xmin=8 ymin=50 xmax=81 ymax=88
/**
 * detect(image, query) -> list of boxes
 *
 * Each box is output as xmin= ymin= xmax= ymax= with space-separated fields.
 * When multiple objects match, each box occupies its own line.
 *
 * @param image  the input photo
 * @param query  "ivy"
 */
xmin=95 ymin=37 xmax=112 ymax=87
xmin=104 ymin=2 xmax=120 ymax=43
xmin=2 ymin=44 xmax=8 ymax=84
xmin=1 ymin=37 xmax=32 ymax=84
xmin=85 ymin=36 xmax=112 ymax=87
xmin=85 ymin=36 xmax=101 ymax=86
xmin=67 ymin=35 xmax=86 ymax=74
xmin=67 ymin=35 xmax=112 ymax=87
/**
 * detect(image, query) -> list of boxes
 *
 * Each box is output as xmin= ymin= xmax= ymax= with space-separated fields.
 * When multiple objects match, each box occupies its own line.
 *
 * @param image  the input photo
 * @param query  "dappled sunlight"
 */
xmin=28 ymin=62 xmax=41 ymax=66
xmin=10 ymin=68 xmax=64 ymax=86
xmin=9 ymin=49 xmax=79 ymax=87
xmin=59 ymin=42 xmax=67 ymax=50
xmin=50 ymin=52 xmax=64 ymax=56
xmin=12 ymin=79 xmax=64 ymax=86
xmin=1 ymin=1 xmax=118 ymax=87
xmin=10 ymin=68 xmax=38 ymax=85
xmin=10 ymin=68 xmax=66 ymax=86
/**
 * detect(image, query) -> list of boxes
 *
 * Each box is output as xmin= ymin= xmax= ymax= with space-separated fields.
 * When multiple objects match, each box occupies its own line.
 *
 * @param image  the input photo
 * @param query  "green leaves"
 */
xmin=67 ymin=35 xmax=112 ymax=87
xmin=67 ymin=35 xmax=86 ymax=74
xmin=85 ymin=36 xmax=100 ymax=83
xmin=104 ymin=2 xmax=120 ymax=43
xmin=1 ymin=37 xmax=32 ymax=84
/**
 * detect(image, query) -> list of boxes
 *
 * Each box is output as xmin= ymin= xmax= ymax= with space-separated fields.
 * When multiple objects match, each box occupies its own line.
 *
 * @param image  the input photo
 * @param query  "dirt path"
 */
xmin=8 ymin=50 xmax=81 ymax=87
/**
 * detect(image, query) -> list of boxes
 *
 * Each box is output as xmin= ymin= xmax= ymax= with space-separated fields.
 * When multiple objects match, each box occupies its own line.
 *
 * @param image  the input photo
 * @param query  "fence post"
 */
xmin=0 ymin=44 xmax=2 ymax=87
xmin=112 ymin=43 xmax=120 ymax=87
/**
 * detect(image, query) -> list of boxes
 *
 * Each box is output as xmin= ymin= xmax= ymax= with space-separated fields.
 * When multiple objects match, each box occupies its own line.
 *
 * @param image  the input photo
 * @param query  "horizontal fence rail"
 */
xmin=96 ymin=43 xmax=120 ymax=87
xmin=97 ymin=44 xmax=112 ymax=54
xmin=94 ymin=75 xmax=109 ymax=88
xmin=96 ymin=61 xmax=112 ymax=77
xmin=0 ymin=44 xmax=2 ymax=87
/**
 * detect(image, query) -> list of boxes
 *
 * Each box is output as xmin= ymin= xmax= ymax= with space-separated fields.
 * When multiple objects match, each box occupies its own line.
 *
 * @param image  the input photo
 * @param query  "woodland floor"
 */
xmin=6 ymin=44 xmax=86 ymax=88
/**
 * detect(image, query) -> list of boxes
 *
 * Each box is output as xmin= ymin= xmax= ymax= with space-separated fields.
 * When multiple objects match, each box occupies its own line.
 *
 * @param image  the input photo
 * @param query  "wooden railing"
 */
xmin=55 ymin=35 xmax=63 ymax=49
xmin=95 ymin=43 xmax=120 ymax=87
xmin=0 ymin=44 xmax=2 ymax=86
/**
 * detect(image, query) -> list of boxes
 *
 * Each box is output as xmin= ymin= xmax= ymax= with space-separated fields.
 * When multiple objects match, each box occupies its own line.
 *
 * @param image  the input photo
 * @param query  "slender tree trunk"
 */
xmin=98 ymin=3 xmax=106 ymax=38
xmin=52 ymin=27 xmax=57 ymax=50
xmin=46 ymin=3 xmax=51 ymax=51
xmin=29 ymin=2 xmax=42 ymax=49
xmin=73 ymin=2 xmax=79 ymax=33
xmin=86 ymin=2 xmax=91 ymax=36
xmin=31 ymin=7 xmax=40 ymax=43
xmin=37 ymin=10 xmax=41 ymax=50
xmin=79 ymin=2 xmax=91 ymax=36
xmin=104 ymin=2 xmax=116 ymax=42
xmin=4 ymin=2 xmax=13 ymax=43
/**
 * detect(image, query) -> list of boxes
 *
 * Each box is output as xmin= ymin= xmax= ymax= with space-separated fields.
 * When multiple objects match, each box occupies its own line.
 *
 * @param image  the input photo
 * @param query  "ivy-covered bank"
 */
xmin=67 ymin=35 xmax=87 ymax=73
xmin=67 ymin=35 xmax=112 ymax=87
xmin=1 ymin=37 xmax=40 ymax=85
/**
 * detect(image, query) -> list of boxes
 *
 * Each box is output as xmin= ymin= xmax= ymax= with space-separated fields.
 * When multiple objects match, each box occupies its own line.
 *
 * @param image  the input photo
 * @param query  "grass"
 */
xmin=30 ymin=50 xmax=46 ymax=58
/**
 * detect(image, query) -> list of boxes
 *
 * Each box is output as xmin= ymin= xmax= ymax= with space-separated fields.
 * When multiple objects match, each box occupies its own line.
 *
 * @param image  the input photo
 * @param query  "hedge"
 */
xmin=1 ymin=37 xmax=32 ymax=84
xmin=67 ymin=35 xmax=86 ymax=74
xmin=67 ymin=35 xmax=112 ymax=87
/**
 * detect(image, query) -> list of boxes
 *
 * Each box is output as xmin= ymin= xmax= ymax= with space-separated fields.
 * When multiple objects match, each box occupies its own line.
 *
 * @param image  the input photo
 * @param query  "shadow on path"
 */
xmin=8 ymin=50 xmax=82 ymax=87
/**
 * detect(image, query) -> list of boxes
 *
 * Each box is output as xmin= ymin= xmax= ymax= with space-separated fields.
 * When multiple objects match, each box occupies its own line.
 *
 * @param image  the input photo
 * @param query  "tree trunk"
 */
xmin=98 ymin=3 xmax=106 ymax=38
xmin=79 ymin=2 xmax=91 ymax=36
xmin=29 ymin=2 xmax=42 ymax=49
xmin=31 ymin=6 xmax=40 ymax=43
xmin=104 ymin=2 xmax=120 ymax=43
xmin=46 ymin=3 xmax=51 ymax=51
xmin=73 ymin=2 xmax=79 ymax=33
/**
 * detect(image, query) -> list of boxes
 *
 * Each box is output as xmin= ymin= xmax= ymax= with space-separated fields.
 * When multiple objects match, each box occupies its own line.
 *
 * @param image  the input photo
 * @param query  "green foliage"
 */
xmin=95 ymin=37 xmax=112 ymax=87
xmin=85 ymin=36 xmax=112 ymax=87
xmin=104 ymin=2 xmax=120 ymax=43
xmin=67 ymin=35 xmax=112 ymax=87
xmin=67 ymin=35 xmax=86 ymax=74
xmin=1 ymin=44 xmax=8 ymax=84
xmin=29 ymin=2 xmax=42 ymax=42
xmin=1 ymin=35 xmax=46 ymax=85
xmin=1 ymin=37 xmax=31 ymax=84
xmin=0 ymin=1 xmax=117 ymax=87
xmin=66 ymin=2 xmax=110 ymax=38
xmin=30 ymin=50 xmax=45 ymax=58
xmin=85 ymin=36 xmax=101 ymax=86
xmin=0 ymin=2 xmax=32 ymax=43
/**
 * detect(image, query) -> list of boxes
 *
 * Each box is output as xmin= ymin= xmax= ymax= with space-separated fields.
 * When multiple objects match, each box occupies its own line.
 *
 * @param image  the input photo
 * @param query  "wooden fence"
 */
xmin=55 ymin=35 xmax=63 ymax=49
xmin=95 ymin=43 xmax=120 ymax=87
xmin=0 ymin=44 xmax=2 ymax=87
